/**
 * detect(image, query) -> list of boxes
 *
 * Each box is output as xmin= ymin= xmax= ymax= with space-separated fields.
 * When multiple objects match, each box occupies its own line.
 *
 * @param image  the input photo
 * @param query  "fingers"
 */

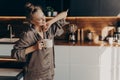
xmin=63 ymin=10 xmax=68 ymax=18
xmin=36 ymin=41 xmax=42 ymax=50
xmin=66 ymin=9 xmax=69 ymax=13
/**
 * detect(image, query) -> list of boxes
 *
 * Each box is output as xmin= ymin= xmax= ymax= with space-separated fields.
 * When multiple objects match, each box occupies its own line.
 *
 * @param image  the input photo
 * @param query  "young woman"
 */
xmin=11 ymin=2 xmax=68 ymax=80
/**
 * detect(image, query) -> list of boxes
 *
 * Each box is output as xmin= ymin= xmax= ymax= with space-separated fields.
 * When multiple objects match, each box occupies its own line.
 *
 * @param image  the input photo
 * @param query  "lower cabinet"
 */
xmin=70 ymin=46 xmax=100 ymax=80
xmin=54 ymin=46 xmax=70 ymax=80
xmin=54 ymin=45 xmax=120 ymax=80
xmin=1 ymin=44 xmax=120 ymax=80
xmin=0 ymin=68 xmax=23 ymax=80
xmin=0 ymin=44 xmax=14 ymax=56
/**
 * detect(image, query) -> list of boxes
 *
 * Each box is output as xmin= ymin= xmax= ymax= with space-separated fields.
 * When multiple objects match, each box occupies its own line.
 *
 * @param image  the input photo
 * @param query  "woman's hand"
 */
xmin=42 ymin=10 xmax=68 ymax=32
xmin=49 ymin=10 xmax=68 ymax=24
xmin=57 ymin=9 xmax=68 ymax=19
xmin=25 ymin=41 xmax=43 ymax=54
xmin=43 ymin=10 xmax=68 ymax=32
xmin=35 ymin=41 xmax=43 ymax=50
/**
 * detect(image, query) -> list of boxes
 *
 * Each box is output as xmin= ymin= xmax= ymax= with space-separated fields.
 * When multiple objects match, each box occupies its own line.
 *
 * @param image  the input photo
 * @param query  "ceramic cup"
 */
xmin=43 ymin=39 xmax=53 ymax=48
xmin=108 ymin=37 xmax=113 ymax=45
xmin=53 ymin=11 xmax=58 ymax=16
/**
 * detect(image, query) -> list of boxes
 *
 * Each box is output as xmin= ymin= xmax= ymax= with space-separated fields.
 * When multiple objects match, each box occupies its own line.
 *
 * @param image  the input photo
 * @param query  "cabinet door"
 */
xmin=70 ymin=0 xmax=99 ymax=16
xmin=100 ymin=0 xmax=120 ymax=16
xmin=99 ymin=47 xmax=120 ymax=80
xmin=70 ymin=46 xmax=100 ymax=80
xmin=0 ymin=44 xmax=14 ymax=56
xmin=54 ymin=46 xmax=70 ymax=80
xmin=70 ymin=46 xmax=120 ymax=80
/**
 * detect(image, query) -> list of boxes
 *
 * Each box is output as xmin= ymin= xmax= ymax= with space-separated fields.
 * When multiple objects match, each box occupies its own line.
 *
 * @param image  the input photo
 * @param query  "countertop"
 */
xmin=0 ymin=68 xmax=23 ymax=80
xmin=1 ymin=39 xmax=120 ymax=46
xmin=0 ymin=40 xmax=120 ymax=62
xmin=0 ymin=56 xmax=25 ymax=68
xmin=54 ymin=40 xmax=120 ymax=47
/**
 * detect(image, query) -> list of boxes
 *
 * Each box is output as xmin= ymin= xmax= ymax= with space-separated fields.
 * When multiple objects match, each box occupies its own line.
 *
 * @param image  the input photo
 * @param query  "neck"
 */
xmin=35 ymin=26 xmax=43 ymax=32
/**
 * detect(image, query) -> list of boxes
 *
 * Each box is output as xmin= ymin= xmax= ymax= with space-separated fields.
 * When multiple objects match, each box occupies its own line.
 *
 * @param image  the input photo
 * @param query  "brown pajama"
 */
xmin=11 ymin=20 xmax=65 ymax=80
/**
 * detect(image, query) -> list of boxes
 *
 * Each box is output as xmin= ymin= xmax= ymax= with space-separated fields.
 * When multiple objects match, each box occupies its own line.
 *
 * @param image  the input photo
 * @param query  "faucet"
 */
xmin=7 ymin=24 xmax=13 ymax=41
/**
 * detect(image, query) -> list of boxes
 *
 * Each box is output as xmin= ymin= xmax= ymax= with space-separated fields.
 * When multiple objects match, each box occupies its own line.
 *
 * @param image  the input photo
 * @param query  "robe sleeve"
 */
xmin=11 ymin=31 xmax=32 ymax=62
xmin=51 ymin=19 xmax=67 ymax=37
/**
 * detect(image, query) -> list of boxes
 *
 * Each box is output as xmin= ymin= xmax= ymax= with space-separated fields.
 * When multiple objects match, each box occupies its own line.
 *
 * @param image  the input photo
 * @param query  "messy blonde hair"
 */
xmin=25 ymin=2 xmax=43 ymax=20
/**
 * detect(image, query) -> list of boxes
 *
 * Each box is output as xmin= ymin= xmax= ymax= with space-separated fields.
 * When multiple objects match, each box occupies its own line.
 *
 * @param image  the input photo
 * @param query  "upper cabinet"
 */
xmin=100 ymin=0 xmax=120 ymax=16
xmin=0 ymin=0 xmax=69 ymax=16
xmin=0 ymin=0 xmax=26 ymax=16
xmin=70 ymin=0 xmax=120 ymax=16
xmin=0 ymin=0 xmax=120 ymax=16
xmin=70 ymin=0 xmax=99 ymax=16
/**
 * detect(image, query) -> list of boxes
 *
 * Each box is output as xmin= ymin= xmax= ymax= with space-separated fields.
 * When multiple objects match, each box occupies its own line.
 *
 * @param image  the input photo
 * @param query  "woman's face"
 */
xmin=31 ymin=10 xmax=46 ymax=27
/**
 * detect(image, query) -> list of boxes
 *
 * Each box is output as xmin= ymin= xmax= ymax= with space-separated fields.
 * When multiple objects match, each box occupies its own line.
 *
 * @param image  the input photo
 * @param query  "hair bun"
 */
xmin=25 ymin=2 xmax=33 ymax=8
xmin=25 ymin=2 xmax=34 ymax=11
xmin=25 ymin=2 xmax=43 ymax=19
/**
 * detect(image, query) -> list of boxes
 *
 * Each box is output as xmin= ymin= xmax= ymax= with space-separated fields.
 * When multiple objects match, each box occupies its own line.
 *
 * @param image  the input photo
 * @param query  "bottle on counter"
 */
xmin=69 ymin=32 xmax=76 ymax=42
xmin=77 ymin=29 xmax=80 ymax=41
xmin=81 ymin=28 xmax=84 ymax=42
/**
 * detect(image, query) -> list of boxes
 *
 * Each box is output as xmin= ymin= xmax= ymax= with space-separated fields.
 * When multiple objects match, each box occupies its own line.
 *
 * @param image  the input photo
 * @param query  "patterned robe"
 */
xmin=11 ymin=20 xmax=65 ymax=80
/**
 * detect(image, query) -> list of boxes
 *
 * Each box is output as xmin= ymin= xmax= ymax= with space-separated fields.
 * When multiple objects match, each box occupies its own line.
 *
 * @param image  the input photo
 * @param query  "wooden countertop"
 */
xmin=0 ymin=40 xmax=120 ymax=62
xmin=0 ymin=68 xmax=23 ymax=76
xmin=0 ymin=56 xmax=25 ymax=68
xmin=0 ymin=68 xmax=23 ymax=80
xmin=54 ymin=40 xmax=120 ymax=47
xmin=0 ymin=56 xmax=17 ymax=61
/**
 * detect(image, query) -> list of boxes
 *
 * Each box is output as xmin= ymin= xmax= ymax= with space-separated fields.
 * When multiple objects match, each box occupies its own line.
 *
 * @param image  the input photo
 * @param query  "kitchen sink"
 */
xmin=0 ymin=38 xmax=19 ymax=43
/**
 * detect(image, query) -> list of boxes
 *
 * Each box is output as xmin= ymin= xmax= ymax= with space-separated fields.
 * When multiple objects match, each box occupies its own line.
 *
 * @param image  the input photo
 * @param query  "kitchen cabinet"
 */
xmin=54 ymin=46 xmax=70 ymax=80
xmin=70 ymin=0 xmax=99 ymax=16
xmin=0 ymin=0 xmax=66 ymax=16
xmin=54 ymin=45 xmax=120 ymax=80
xmin=0 ymin=68 xmax=23 ymax=80
xmin=0 ymin=43 xmax=120 ymax=80
xmin=70 ymin=46 xmax=100 ymax=80
xmin=70 ymin=0 xmax=120 ymax=16
xmin=100 ymin=0 xmax=120 ymax=16
xmin=0 ymin=44 xmax=14 ymax=56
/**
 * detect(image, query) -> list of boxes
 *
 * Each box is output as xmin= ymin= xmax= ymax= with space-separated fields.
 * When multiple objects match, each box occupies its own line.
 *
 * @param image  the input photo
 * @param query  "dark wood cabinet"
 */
xmin=100 ymin=0 xmax=120 ymax=16
xmin=0 ymin=0 xmax=26 ymax=16
xmin=70 ymin=0 xmax=120 ymax=16
xmin=0 ymin=0 xmax=120 ymax=16
xmin=70 ymin=0 xmax=99 ymax=16
xmin=0 ymin=0 xmax=66 ymax=16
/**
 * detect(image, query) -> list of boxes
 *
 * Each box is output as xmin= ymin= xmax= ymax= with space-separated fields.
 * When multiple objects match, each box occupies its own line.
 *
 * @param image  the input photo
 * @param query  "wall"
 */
xmin=56 ymin=17 xmax=118 ymax=41
xmin=0 ymin=16 xmax=119 ymax=41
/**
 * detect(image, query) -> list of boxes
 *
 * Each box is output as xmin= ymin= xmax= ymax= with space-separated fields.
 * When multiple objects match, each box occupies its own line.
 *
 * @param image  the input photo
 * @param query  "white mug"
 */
xmin=53 ymin=11 xmax=58 ymax=16
xmin=43 ymin=39 xmax=53 ymax=48
xmin=108 ymin=37 xmax=113 ymax=45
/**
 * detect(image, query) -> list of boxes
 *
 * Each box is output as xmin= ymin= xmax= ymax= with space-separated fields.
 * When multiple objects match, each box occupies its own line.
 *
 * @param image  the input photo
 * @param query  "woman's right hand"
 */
xmin=35 ymin=41 xmax=43 ymax=50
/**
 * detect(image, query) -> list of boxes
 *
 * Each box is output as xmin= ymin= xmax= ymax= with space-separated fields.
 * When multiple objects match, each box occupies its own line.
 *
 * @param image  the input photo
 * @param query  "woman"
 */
xmin=11 ymin=2 xmax=68 ymax=80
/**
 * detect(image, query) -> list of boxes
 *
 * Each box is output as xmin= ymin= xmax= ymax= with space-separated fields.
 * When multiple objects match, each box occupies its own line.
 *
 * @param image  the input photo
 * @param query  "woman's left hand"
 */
xmin=43 ymin=9 xmax=68 ymax=32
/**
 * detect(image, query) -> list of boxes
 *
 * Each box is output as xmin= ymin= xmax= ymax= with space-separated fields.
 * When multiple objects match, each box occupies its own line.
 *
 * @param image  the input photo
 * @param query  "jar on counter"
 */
xmin=87 ymin=32 xmax=93 ymax=41
xmin=113 ymin=32 xmax=118 ymax=41
xmin=117 ymin=27 xmax=120 ymax=32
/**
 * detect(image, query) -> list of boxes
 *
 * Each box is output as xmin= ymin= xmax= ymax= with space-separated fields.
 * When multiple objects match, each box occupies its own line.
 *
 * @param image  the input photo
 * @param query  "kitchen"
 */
xmin=0 ymin=0 xmax=120 ymax=80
